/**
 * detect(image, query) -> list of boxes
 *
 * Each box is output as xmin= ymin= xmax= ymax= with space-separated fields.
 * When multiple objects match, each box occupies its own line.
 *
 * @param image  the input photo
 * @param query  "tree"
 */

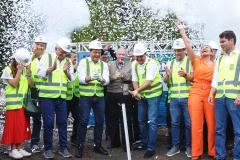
xmin=0 ymin=0 xmax=44 ymax=76
xmin=72 ymin=0 xmax=203 ymax=42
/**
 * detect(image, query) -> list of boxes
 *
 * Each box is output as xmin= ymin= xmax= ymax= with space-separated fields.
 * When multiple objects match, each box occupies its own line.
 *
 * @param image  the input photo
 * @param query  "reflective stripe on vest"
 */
xmin=5 ymin=67 xmax=28 ymax=110
xmin=135 ymin=58 xmax=162 ymax=98
xmin=31 ymin=58 xmax=43 ymax=89
xmin=38 ymin=53 xmax=68 ymax=99
xmin=73 ymin=72 xmax=80 ymax=97
xmin=216 ymin=52 xmax=240 ymax=99
xmin=170 ymin=57 xmax=191 ymax=98
xmin=79 ymin=58 xmax=104 ymax=97
xmin=66 ymin=82 xmax=73 ymax=100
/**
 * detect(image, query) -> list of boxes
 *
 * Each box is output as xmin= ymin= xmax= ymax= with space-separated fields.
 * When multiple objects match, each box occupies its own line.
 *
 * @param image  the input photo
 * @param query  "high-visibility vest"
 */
xmin=79 ymin=58 xmax=104 ymax=97
xmin=5 ymin=66 xmax=28 ymax=110
xmin=135 ymin=58 xmax=162 ymax=98
xmin=216 ymin=51 xmax=240 ymax=99
xmin=38 ymin=53 xmax=68 ymax=99
xmin=31 ymin=58 xmax=43 ymax=89
xmin=170 ymin=57 xmax=191 ymax=98
xmin=73 ymin=72 xmax=80 ymax=98
xmin=66 ymin=72 xmax=80 ymax=100
xmin=66 ymin=81 xmax=73 ymax=100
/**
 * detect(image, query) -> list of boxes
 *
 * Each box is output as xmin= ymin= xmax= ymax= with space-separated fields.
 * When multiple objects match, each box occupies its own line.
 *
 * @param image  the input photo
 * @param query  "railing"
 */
xmin=74 ymin=40 xmax=205 ymax=52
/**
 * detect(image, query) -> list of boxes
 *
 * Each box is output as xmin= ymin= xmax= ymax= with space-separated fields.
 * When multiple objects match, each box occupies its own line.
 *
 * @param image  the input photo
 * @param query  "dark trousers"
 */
xmin=132 ymin=98 xmax=140 ymax=142
xmin=67 ymin=95 xmax=80 ymax=143
xmin=40 ymin=98 xmax=68 ymax=151
xmin=78 ymin=96 xmax=105 ymax=146
xmin=31 ymin=114 xmax=42 ymax=147
xmin=106 ymin=92 xmax=134 ymax=147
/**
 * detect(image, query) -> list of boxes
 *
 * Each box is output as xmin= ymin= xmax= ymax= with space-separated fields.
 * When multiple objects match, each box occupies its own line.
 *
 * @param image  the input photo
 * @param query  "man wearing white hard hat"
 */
xmin=37 ymin=37 xmax=74 ymax=159
xmin=76 ymin=40 xmax=109 ymax=158
xmin=164 ymin=38 xmax=193 ymax=158
xmin=29 ymin=35 xmax=47 ymax=154
xmin=131 ymin=42 xmax=162 ymax=158
xmin=1 ymin=48 xmax=32 ymax=159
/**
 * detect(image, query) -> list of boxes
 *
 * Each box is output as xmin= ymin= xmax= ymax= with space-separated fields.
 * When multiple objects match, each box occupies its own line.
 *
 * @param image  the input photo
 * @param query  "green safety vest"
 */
xmin=79 ymin=58 xmax=104 ymax=97
xmin=5 ymin=66 xmax=28 ymax=110
xmin=170 ymin=57 xmax=191 ymax=98
xmin=135 ymin=58 xmax=162 ymax=98
xmin=38 ymin=53 xmax=68 ymax=99
xmin=66 ymin=72 xmax=80 ymax=100
xmin=31 ymin=58 xmax=44 ymax=89
xmin=216 ymin=51 xmax=240 ymax=99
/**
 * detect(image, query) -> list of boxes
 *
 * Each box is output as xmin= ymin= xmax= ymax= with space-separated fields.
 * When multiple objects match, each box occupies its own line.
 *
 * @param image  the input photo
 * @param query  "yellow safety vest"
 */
xmin=66 ymin=72 xmax=80 ymax=100
xmin=5 ymin=66 xmax=28 ymax=110
xmin=170 ymin=57 xmax=191 ymax=98
xmin=38 ymin=53 xmax=68 ymax=99
xmin=79 ymin=58 xmax=104 ymax=97
xmin=216 ymin=51 xmax=240 ymax=99
xmin=31 ymin=58 xmax=44 ymax=89
xmin=135 ymin=58 xmax=162 ymax=98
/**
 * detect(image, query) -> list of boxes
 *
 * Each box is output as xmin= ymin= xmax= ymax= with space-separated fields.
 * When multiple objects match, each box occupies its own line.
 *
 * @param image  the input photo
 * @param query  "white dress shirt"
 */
xmin=132 ymin=57 xmax=159 ymax=82
xmin=77 ymin=57 xmax=109 ymax=86
xmin=37 ymin=53 xmax=75 ymax=82
xmin=211 ymin=48 xmax=239 ymax=88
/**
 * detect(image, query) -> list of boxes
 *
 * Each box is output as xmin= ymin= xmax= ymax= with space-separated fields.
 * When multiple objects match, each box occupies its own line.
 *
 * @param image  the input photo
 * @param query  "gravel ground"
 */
xmin=0 ymin=126 xmax=233 ymax=160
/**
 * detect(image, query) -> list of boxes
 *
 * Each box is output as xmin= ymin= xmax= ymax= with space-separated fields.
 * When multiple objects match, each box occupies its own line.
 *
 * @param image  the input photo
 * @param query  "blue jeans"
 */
xmin=78 ymin=96 xmax=105 ymax=146
xmin=170 ymin=98 xmax=191 ymax=149
xmin=40 ymin=98 xmax=68 ymax=151
xmin=31 ymin=114 xmax=42 ymax=147
xmin=215 ymin=96 xmax=240 ymax=160
xmin=138 ymin=96 xmax=160 ymax=151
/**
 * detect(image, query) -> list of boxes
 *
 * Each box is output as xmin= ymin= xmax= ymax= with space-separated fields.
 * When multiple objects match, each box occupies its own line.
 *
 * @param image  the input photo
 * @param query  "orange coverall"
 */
xmin=188 ymin=57 xmax=216 ymax=159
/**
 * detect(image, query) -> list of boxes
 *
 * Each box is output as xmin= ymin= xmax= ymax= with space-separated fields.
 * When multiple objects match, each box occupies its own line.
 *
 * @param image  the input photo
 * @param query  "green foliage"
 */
xmin=71 ymin=0 xmax=189 ymax=42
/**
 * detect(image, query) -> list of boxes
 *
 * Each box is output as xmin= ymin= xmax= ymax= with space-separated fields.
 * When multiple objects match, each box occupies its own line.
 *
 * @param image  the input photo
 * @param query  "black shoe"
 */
xmin=107 ymin=144 xmax=121 ymax=149
xmin=94 ymin=145 xmax=109 ymax=155
xmin=132 ymin=142 xmax=146 ymax=151
xmin=75 ymin=145 xmax=84 ymax=158
xmin=71 ymin=141 xmax=78 ymax=148
xmin=144 ymin=150 xmax=156 ymax=159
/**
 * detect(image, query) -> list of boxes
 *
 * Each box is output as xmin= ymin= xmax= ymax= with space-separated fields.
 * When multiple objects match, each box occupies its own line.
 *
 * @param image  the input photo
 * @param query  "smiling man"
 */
xmin=131 ymin=42 xmax=162 ymax=159
xmin=76 ymin=40 xmax=110 ymax=158
xmin=164 ymin=38 xmax=193 ymax=158
xmin=37 ymin=37 xmax=74 ymax=159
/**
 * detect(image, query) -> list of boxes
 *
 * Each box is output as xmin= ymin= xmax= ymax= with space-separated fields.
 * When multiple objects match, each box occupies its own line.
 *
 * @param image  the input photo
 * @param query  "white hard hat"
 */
xmin=89 ymin=40 xmax=102 ymax=50
xmin=172 ymin=38 xmax=185 ymax=49
xmin=56 ymin=37 xmax=72 ymax=53
xmin=208 ymin=41 xmax=219 ymax=50
xmin=13 ymin=48 xmax=32 ymax=66
xmin=133 ymin=42 xmax=147 ymax=56
xmin=34 ymin=35 xmax=47 ymax=44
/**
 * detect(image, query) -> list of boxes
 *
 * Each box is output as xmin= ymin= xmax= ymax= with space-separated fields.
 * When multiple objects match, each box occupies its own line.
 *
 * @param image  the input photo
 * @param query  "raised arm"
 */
xmin=176 ymin=21 xmax=197 ymax=64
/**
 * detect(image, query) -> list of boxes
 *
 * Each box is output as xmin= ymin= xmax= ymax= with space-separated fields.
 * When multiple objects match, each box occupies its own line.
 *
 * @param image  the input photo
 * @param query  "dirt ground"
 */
xmin=0 ymin=127 xmax=232 ymax=160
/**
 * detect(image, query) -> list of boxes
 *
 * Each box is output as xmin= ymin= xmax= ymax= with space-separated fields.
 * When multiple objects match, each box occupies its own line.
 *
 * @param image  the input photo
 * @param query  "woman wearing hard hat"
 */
xmin=1 ymin=48 xmax=32 ymax=159
xmin=176 ymin=21 xmax=216 ymax=160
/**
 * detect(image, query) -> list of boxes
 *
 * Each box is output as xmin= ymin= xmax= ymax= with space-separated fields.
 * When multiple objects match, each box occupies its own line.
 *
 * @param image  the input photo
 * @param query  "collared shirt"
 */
xmin=77 ymin=57 xmax=109 ymax=86
xmin=132 ymin=57 xmax=159 ymax=82
xmin=37 ymin=53 xmax=75 ymax=82
xmin=117 ymin=61 xmax=124 ymax=70
xmin=211 ymin=48 xmax=239 ymax=88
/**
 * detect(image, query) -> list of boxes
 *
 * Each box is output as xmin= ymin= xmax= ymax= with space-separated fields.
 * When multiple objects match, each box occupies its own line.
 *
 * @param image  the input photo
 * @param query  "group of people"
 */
xmin=163 ymin=22 xmax=240 ymax=160
xmin=1 ymin=21 xmax=240 ymax=160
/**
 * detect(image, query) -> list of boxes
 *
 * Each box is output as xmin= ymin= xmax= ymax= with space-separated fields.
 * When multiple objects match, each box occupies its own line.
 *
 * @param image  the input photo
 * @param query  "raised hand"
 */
xmin=176 ymin=20 xmax=185 ymax=30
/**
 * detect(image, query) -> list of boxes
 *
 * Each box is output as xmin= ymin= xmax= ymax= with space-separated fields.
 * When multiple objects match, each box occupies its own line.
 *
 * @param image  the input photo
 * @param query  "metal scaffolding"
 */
xmin=74 ymin=40 xmax=205 ymax=52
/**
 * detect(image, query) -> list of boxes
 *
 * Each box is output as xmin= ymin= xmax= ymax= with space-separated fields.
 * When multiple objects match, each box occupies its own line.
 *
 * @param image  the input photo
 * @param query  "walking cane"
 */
xmin=121 ymin=103 xmax=132 ymax=160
